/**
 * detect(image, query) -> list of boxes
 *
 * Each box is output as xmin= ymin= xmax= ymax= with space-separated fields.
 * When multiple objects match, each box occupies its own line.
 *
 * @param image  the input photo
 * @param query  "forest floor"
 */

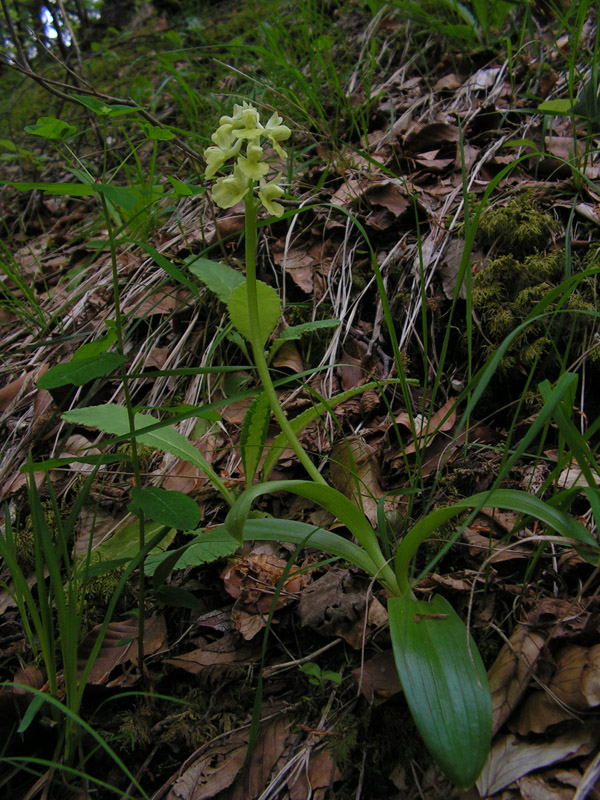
xmin=1 ymin=1 xmax=600 ymax=798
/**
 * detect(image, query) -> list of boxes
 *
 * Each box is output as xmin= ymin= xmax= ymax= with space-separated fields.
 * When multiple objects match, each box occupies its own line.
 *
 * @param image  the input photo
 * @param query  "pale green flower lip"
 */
xmin=258 ymin=175 xmax=285 ymax=217
xmin=212 ymin=165 xmax=249 ymax=209
xmin=237 ymin=143 xmax=270 ymax=180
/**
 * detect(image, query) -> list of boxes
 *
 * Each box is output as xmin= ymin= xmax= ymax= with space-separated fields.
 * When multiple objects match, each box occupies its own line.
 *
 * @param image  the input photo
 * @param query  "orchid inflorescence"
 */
xmin=204 ymin=101 xmax=291 ymax=217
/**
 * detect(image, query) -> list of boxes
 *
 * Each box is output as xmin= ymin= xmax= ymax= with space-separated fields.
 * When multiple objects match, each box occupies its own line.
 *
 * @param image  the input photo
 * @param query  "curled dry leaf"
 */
xmin=477 ymin=728 xmax=596 ymax=797
xmin=329 ymin=435 xmax=382 ymax=526
xmin=487 ymin=624 xmax=546 ymax=735
xmin=78 ymin=615 xmax=167 ymax=686
xmin=298 ymin=567 xmax=385 ymax=649
xmin=516 ymin=644 xmax=600 ymax=735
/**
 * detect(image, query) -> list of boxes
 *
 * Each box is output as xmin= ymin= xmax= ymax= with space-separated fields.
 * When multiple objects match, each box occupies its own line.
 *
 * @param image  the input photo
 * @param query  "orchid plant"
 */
xmin=19 ymin=101 xmax=600 ymax=793
xmin=195 ymin=102 xmax=600 ymax=790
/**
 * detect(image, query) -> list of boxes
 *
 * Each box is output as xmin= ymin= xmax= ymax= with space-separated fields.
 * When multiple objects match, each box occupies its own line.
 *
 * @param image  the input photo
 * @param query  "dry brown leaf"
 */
xmin=516 ymin=644 xmax=600 ymax=735
xmin=167 ymin=727 xmax=248 ymax=800
xmin=353 ymin=649 xmax=402 ymax=704
xmin=78 ymin=615 xmax=167 ymax=685
xmin=477 ymin=729 xmax=595 ymax=797
xmin=487 ymin=624 xmax=546 ymax=735
xmin=329 ymin=436 xmax=382 ymax=526
xmin=271 ymin=340 xmax=304 ymax=373
xmin=288 ymin=749 xmax=341 ymax=800
xmin=123 ymin=287 xmax=190 ymax=316
xmin=298 ymin=568 xmax=380 ymax=649
xmin=165 ymin=632 xmax=258 ymax=675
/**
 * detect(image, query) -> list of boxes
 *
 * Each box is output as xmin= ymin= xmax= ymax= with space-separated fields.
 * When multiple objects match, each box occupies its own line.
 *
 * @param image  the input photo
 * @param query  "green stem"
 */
xmin=244 ymin=191 xmax=327 ymax=486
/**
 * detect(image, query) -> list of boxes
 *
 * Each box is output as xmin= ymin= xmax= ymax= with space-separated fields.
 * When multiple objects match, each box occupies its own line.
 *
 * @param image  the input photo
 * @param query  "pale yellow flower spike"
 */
xmin=205 ymin=102 xmax=290 ymax=215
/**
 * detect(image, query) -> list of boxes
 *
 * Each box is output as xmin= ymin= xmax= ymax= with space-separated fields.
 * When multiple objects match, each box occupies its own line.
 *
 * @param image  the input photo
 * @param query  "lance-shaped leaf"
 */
xmin=240 ymin=392 xmax=271 ymax=487
xmin=388 ymin=593 xmax=492 ymax=789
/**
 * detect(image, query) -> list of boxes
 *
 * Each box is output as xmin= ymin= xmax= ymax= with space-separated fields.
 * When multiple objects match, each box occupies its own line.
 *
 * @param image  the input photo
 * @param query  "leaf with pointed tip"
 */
xmin=388 ymin=593 xmax=492 ymax=789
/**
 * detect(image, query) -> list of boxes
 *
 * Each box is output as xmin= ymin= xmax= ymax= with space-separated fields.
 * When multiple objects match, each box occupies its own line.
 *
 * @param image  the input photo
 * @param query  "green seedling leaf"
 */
xmin=228 ymin=279 xmax=281 ymax=346
xmin=187 ymin=256 xmax=245 ymax=303
xmin=167 ymin=177 xmax=204 ymax=196
xmin=277 ymin=318 xmax=340 ymax=340
xmin=73 ymin=94 xmax=141 ymax=117
xmin=130 ymin=486 xmax=201 ymax=530
xmin=240 ymin=392 xmax=271 ymax=487
xmin=79 ymin=516 xmax=176 ymax=567
xmin=537 ymin=99 xmax=574 ymax=115
xmin=389 ymin=593 xmax=491 ymax=789
xmin=138 ymin=121 xmax=175 ymax=140
xmin=38 ymin=353 xmax=124 ymax=389
xmin=100 ymin=184 xmax=139 ymax=211
xmin=72 ymin=322 xmax=118 ymax=360
xmin=24 ymin=116 xmax=77 ymax=140
xmin=17 ymin=694 xmax=45 ymax=733
xmin=62 ymin=403 xmax=217 ymax=481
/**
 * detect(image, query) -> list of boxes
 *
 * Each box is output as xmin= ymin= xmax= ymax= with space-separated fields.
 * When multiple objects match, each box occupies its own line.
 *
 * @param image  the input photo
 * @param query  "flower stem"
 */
xmin=244 ymin=192 xmax=326 ymax=485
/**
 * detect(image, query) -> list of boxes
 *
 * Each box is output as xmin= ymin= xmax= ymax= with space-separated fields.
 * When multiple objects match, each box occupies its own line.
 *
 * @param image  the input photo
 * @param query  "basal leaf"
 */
xmin=227 ymin=279 xmax=281 ymax=345
xmin=187 ymin=256 xmax=244 ymax=303
xmin=145 ymin=528 xmax=239 ymax=579
xmin=38 ymin=353 xmax=124 ymax=389
xmin=130 ymin=486 xmax=201 ymax=530
xmin=388 ymin=593 xmax=492 ymax=789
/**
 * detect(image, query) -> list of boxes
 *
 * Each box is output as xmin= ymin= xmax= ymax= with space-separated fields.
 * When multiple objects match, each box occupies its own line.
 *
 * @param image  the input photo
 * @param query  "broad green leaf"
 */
xmin=145 ymin=528 xmax=239 ymax=578
xmin=72 ymin=94 xmax=141 ymax=117
xmin=187 ymin=256 xmax=244 ymax=303
xmin=62 ymin=404 xmax=214 ymax=477
xmin=227 ymin=280 xmax=281 ymax=345
xmin=100 ymin=184 xmax=139 ymax=211
xmin=37 ymin=353 xmax=124 ymax=389
xmin=24 ymin=117 xmax=77 ymax=140
xmin=240 ymin=392 xmax=271 ymax=487
xmin=2 ymin=181 xmax=96 ymax=196
xmin=277 ymin=318 xmax=340 ymax=340
xmin=62 ymin=403 xmax=234 ymax=506
xmin=130 ymin=486 xmax=201 ymax=530
xmin=224 ymin=480 xmax=398 ymax=592
xmin=538 ymin=99 xmax=574 ymax=115
xmin=168 ymin=177 xmax=204 ymax=196
xmin=229 ymin=516 xmax=380 ymax=576
xmin=388 ymin=593 xmax=491 ymax=789
xmin=395 ymin=488 xmax=600 ymax=592
xmin=77 ymin=516 xmax=176 ymax=567
xmin=138 ymin=122 xmax=175 ymax=140
xmin=72 ymin=321 xmax=117 ymax=360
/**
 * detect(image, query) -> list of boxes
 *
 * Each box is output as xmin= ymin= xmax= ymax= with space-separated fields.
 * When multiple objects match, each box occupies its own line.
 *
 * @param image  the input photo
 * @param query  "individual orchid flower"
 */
xmin=237 ymin=143 xmax=270 ymax=180
xmin=212 ymin=164 xmax=249 ymax=209
xmin=258 ymin=175 xmax=285 ymax=217
xmin=264 ymin=111 xmax=291 ymax=158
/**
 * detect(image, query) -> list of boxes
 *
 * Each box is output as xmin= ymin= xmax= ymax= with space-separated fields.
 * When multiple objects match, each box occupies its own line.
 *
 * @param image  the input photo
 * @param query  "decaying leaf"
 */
xmin=477 ymin=729 xmax=596 ymax=797
xmin=487 ymin=624 xmax=546 ymax=735
xmin=329 ymin=435 xmax=383 ymax=526
xmin=78 ymin=614 xmax=167 ymax=686
xmin=298 ymin=567 xmax=385 ymax=649
xmin=516 ymin=644 xmax=600 ymax=735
